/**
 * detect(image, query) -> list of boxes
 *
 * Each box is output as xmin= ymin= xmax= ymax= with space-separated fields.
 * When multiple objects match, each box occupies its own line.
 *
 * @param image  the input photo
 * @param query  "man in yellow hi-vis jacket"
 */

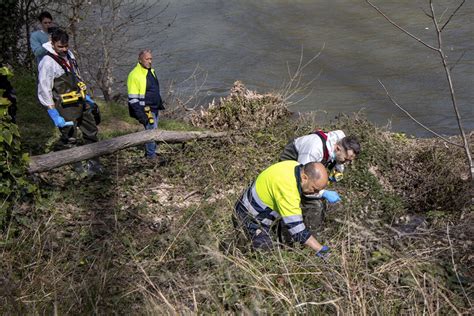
xmin=127 ymin=49 xmax=165 ymax=160
xmin=234 ymin=160 xmax=334 ymax=258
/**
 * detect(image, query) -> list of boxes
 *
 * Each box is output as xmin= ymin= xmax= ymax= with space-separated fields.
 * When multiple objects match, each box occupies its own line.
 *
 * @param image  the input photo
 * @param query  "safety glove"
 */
xmin=85 ymin=94 xmax=101 ymax=125
xmin=316 ymin=245 xmax=331 ymax=260
xmin=47 ymin=108 xmax=74 ymax=128
xmin=138 ymin=109 xmax=148 ymax=126
xmin=85 ymin=94 xmax=95 ymax=109
xmin=321 ymin=190 xmax=341 ymax=203
xmin=130 ymin=103 xmax=148 ymax=125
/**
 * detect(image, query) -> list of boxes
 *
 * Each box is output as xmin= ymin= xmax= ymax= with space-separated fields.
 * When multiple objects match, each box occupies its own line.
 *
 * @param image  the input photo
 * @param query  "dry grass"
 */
xmin=1 ymin=82 xmax=472 ymax=314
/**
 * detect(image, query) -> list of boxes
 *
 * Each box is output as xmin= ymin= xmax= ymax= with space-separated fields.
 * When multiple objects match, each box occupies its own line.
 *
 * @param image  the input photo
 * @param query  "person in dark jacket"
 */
xmin=127 ymin=49 xmax=165 ymax=160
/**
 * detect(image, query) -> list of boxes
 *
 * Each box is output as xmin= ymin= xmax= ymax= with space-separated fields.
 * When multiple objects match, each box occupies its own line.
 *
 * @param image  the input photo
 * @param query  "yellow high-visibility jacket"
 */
xmin=127 ymin=63 xmax=158 ymax=108
xmin=236 ymin=160 xmax=311 ymax=243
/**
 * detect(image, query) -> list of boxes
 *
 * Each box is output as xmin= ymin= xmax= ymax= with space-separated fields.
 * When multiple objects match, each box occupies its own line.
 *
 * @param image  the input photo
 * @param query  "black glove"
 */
xmin=130 ymin=103 xmax=147 ymax=125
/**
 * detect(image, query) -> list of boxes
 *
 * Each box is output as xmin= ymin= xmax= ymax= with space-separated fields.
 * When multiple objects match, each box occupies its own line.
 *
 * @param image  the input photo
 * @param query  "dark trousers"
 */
xmin=56 ymin=103 xmax=98 ymax=150
xmin=233 ymin=201 xmax=275 ymax=250
xmin=280 ymin=140 xmax=298 ymax=161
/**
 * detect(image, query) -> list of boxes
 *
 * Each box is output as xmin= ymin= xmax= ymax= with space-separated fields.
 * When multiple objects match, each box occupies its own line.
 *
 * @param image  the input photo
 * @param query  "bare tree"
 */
xmin=366 ymin=0 xmax=473 ymax=182
xmin=52 ymin=0 xmax=172 ymax=102
xmin=1 ymin=0 xmax=53 ymax=67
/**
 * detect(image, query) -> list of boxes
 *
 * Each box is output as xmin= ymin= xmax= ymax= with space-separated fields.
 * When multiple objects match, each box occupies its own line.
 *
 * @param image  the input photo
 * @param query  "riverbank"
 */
xmin=1 ymin=75 xmax=472 ymax=314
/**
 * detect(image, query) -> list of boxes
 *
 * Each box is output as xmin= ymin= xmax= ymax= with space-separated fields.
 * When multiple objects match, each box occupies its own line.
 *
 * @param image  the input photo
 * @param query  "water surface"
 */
xmin=152 ymin=0 xmax=473 ymax=136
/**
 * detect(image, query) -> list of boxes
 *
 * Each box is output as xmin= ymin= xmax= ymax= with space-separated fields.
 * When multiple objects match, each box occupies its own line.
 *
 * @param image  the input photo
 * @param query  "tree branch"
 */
xmin=378 ymin=80 xmax=462 ymax=147
xmin=430 ymin=0 xmax=473 ymax=180
xmin=365 ymin=0 xmax=438 ymax=51
xmin=440 ymin=0 xmax=466 ymax=32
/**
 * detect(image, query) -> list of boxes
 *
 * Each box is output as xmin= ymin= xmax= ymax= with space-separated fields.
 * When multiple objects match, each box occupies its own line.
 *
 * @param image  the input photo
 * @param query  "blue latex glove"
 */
xmin=47 ymin=108 xmax=74 ymax=128
xmin=322 ymin=190 xmax=341 ymax=204
xmin=316 ymin=245 xmax=331 ymax=259
xmin=85 ymin=94 xmax=95 ymax=108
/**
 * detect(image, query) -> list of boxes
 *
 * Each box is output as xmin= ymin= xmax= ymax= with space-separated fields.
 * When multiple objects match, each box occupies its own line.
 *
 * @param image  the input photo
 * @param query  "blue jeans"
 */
xmin=144 ymin=111 xmax=159 ymax=158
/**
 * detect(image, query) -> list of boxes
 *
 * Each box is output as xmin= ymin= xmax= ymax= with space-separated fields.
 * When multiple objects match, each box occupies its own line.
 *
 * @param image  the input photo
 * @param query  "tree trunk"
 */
xmin=28 ymin=129 xmax=227 ymax=173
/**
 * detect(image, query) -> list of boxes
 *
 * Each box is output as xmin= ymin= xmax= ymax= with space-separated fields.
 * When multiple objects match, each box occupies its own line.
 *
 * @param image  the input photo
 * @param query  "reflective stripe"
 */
xmin=129 ymin=98 xmax=139 ymax=103
xmin=127 ymin=63 xmax=157 ymax=100
xmin=289 ymin=223 xmax=306 ymax=235
xmin=282 ymin=215 xmax=303 ymax=224
xmin=139 ymin=101 xmax=146 ymax=106
xmin=270 ymin=211 xmax=280 ymax=219
xmin=128 ymin=94 xmax=144 ymax=98
xmin=251 ymin=184 xmax=268 ymax=211
xmin=261 ymin=218 xmax=273 ymax=226
xmin=241 ymin=189 xmax=259 ymax=217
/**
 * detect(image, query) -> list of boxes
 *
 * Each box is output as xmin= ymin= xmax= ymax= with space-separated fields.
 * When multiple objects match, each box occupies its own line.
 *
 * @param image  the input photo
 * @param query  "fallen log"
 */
xmin=28 ymin=129 xmax=227 ymax=173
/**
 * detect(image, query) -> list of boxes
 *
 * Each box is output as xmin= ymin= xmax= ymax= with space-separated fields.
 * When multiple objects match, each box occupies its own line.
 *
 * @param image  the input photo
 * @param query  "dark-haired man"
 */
xmin=38 ymin=28 xmax=102 ymax=174
xmin=30 ymin=11 xmax=54 ymax=64
xmin=281 ymin=130 xmax=360 ymax=178
xmin=234 ymin=160 xmax=331 ymax=258
xmin=280 ymin=130 xmax=361 ymax=231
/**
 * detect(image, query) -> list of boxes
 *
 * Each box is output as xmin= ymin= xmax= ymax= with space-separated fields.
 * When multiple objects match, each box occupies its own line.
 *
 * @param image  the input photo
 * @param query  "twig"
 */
xmin=157 ymin=205 xmax=200 ymax=263
xmin=429 ymin=0 xmax=473 ymax=181
xmin=365 ymin=1 xmax=438 ymax=51
xmin=440 ymin=0 xmax=466 ymax=31
xmin=276 ymin=245 xmax=299 ymax=304
xmin=446 ymin=225 xmax=472 ymax=307
xmin=294 ymin=297 xmax=342 ymax=309
xmin=182 ymin=190 xmax=199 ymax=202
xmin=378 ymin=80 xmax=462 ymax=147
xmin=367 ymin=0 xmax=473 ymax=181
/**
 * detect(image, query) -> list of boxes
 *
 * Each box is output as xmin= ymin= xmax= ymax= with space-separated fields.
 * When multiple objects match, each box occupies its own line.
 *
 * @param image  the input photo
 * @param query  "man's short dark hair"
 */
xmin=303 ymin=162 xmax=322 ymax=180
xmin=38 ymin=11 xmax=53 ymax=22
xmin=47 ymin=26 xmax=59 ymax=35
xmin=340 ymin=136 xmax=361 ymax=155
xmin=51 ymin=28 xmax=69 ymax=44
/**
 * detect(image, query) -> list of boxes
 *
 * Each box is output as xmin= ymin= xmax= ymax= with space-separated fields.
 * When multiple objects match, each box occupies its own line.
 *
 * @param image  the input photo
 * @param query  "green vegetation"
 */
xmin=0 ymin=70 xmax=38 ymax=228
xmin=0 ymin=73 xmax=472 ymax=314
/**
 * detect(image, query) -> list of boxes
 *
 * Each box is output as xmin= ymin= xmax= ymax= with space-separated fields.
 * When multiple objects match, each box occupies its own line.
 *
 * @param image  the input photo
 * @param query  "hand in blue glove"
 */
xmin=322 ymin=190 xmax=341 ymax=204
xmin=85 ymin=94 xmax=95 ymax=107
xmin=47 ymin=108 xmax=74 ymax=128
xmin=316 ymin=245 xmax=331 ymax=260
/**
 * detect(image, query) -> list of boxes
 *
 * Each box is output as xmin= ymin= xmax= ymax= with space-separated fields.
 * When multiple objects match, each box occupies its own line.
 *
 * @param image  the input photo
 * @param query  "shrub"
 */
xmin=190 ymin=81 xmax=291 ymax=131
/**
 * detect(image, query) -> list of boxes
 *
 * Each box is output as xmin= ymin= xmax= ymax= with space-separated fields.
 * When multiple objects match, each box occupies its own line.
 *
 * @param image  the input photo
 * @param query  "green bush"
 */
xmin=0 ymin=102 xmax=37 ymax=228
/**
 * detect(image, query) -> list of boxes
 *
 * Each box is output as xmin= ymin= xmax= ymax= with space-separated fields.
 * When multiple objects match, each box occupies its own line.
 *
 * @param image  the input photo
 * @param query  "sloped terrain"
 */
xmin=1 ymin=81 xmax=472 ymax=314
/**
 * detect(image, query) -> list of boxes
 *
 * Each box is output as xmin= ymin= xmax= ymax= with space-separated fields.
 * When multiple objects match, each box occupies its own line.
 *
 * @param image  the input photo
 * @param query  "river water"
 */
xmin=152 ymin=0 xmax=473 ymax=136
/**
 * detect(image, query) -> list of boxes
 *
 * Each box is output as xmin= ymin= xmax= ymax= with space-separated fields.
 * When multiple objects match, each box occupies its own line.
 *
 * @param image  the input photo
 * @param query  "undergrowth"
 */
xmin=0 ymin=76 xmax=472 ymax=314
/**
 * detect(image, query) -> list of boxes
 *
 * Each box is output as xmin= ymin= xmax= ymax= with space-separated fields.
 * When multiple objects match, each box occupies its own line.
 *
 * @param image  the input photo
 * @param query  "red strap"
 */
xmin=47 ymin=52 xmax=74 ymax=73
xmin=313 ymin=130 xmax=329 ymax=162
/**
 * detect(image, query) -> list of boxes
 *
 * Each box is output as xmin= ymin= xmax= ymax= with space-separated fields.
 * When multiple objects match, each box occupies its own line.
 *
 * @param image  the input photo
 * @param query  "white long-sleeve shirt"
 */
xmin=37 ymin=42 xmax=78 ymax=108
xmin=294 ymin=130 xmax=346 ymax=172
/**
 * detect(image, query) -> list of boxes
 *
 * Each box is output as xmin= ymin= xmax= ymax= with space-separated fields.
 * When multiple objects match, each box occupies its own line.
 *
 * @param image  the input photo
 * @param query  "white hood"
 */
xmin=42 ymin=41 xmax=75 ymax=59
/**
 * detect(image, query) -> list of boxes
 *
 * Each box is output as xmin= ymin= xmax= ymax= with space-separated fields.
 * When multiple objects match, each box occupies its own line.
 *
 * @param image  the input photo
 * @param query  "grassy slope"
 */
xmin=1 ymin=72 xmax=472 ymax=314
